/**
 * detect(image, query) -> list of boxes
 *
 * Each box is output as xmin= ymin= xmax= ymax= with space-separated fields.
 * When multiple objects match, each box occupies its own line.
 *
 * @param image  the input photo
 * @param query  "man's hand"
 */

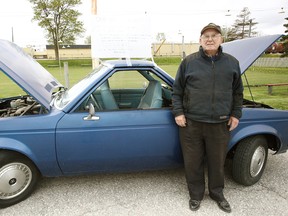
xmin=175 ymin=114 xmax=186 ymax=127
xmin=228 ymin=116 xmax=239 ymax=131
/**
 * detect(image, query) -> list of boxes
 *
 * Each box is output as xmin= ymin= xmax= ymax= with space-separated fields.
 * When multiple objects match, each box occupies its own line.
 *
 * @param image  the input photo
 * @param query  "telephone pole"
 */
xmin=91 ymin=0 xmax=100 ymax=68
xmin=91 ymin=0 xmax=97 ymax=14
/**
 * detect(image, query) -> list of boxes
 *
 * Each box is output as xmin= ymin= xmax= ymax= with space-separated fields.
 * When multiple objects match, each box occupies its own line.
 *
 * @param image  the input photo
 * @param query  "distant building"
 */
xmin=152 ymin=42 xmax=199 ymax=57
xmin=45 ymin=45 xmax=91 ymax=59
xmin=27 ymin=43 xmax=200 ymax=59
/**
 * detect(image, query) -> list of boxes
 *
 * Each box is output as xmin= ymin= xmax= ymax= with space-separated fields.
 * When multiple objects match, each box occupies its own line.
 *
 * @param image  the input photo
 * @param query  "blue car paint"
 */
xmin=229 ymin=108 xmax=288 ymax=153
xmin=56 ymin=109 xmax=182 ymax=174
xmin=0 ymin=108 xmax=65 ymax=176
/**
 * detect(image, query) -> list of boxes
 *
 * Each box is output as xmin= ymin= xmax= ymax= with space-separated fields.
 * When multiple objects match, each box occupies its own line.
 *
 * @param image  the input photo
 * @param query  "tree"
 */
xmin=156 ymin=33 xmax=166 ymax=42
xmin=29 ymin=0 xmax=85 ymax=60
xmin=228 ymin=7 xmax=258 ymax=41
xmin=222 ymin=26 xmax=234 ymax=42
xmin=281 ymin=17 xmax=288 ymax=57
xmin=85 ymin=35 xmax=91 ymax=45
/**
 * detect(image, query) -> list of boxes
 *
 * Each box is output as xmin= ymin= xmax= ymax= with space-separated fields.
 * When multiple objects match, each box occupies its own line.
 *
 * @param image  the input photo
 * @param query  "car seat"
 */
xmin=137 ymin=80 xmax=163 ymax=109
xmin=100 ymin=81 xmax=119 ymax=110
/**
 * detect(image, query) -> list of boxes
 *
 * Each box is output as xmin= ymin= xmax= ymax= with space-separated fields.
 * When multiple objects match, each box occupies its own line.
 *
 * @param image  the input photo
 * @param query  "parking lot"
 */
xmin=2 ymin=151 xmax=288 ymax=216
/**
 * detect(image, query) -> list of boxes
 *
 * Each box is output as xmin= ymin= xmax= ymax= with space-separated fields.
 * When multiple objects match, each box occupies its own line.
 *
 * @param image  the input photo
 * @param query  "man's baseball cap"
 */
xmin=200 ymin=23 xmax=222 ymax=35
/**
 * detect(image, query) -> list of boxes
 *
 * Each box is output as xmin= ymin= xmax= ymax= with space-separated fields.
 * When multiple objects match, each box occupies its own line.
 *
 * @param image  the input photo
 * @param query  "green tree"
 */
xmin=228 ymin=7 xmax=258 ymax=41
xmin=222 ymin=26 xmax=234 ymax=42
xmin=85 ymin=35 xmax=91 ymax=45
xmin=281 ymin=17 xmax=288 ymax=57
xmin=29 ymin=0 xmax=85 ymax=60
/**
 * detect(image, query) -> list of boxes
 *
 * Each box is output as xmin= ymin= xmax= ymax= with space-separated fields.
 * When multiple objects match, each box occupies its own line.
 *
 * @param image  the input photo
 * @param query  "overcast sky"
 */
xmin=0 ymin=0 xmax=287 ymax=47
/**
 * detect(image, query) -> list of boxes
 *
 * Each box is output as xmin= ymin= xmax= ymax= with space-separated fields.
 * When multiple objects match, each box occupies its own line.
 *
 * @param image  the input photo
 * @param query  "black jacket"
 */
xmin=172 ymin=46 xmax=244 ymax=123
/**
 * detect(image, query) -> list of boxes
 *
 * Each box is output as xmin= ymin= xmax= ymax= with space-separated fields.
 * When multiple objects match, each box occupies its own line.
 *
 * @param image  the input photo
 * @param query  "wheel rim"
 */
xmin=250 ymin=146 xmax=266 ymax=178
xmin=0 ymin=162 xmax=32 ymax=200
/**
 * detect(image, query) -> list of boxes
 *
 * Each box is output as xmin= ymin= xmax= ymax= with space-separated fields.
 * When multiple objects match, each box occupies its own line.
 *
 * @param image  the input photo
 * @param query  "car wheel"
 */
xmin=0 ymin=151 xmax=40 ymax=208
xmin=232 ymin=135 xmax=268 ymax=186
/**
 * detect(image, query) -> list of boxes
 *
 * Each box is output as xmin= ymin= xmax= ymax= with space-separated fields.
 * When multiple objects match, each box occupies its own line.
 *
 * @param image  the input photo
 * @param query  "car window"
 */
xmin=54 ymin=64 xmax=108 ymax=109
xmin=109 ymin=70 xmax=147 ymax=89
xmin=75 ymin=69 xmax=173 ymax=112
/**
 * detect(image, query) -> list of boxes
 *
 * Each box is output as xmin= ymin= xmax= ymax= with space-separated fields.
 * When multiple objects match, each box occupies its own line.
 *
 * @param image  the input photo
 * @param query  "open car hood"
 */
xmin=0 ymin=40 xmax=63 ymax=110
xmin=222 ymin=34 xmax=282 ymax=74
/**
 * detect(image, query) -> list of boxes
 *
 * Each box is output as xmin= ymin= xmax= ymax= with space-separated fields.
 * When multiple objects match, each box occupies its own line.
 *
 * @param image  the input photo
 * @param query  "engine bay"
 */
xmin=0 ymin=96 xmax=46 ymax=118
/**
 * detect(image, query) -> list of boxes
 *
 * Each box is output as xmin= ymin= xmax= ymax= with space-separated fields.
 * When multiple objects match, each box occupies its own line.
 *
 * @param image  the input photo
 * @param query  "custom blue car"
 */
xmin=0 ymin=34 xmax=287 ymax=208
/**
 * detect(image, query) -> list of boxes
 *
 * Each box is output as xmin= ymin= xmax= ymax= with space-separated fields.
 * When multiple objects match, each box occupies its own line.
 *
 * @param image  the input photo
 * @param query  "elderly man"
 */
xmin=172 ymin=23 xmax=243 ymax=213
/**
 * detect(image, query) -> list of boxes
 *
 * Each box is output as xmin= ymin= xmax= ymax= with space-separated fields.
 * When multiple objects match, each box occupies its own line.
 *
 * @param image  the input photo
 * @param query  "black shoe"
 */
xmin=189 ymin=199 xmax=201 ymax=211
xmin=217 ymin=199 xmax=231 ymax=213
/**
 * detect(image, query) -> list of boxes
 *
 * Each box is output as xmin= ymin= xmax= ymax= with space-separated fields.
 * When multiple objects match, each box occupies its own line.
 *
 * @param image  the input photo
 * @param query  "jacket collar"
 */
xmin=199 ymin=46 xmax=223 ymax=61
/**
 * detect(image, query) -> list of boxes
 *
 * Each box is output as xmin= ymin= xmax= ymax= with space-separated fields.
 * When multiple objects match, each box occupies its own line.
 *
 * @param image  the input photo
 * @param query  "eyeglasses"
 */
xmin=201 ymin=34 xmax=222 ymax=41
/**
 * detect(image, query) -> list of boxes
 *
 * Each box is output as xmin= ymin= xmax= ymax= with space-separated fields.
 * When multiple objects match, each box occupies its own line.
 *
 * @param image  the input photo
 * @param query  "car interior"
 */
xmin=77 ymin=69 xmax=173 ymax=112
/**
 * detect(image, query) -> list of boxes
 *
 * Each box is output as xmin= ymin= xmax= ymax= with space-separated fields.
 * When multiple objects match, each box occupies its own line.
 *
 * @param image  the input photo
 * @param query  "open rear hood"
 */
xmin=222 ymin=34 xmax=282 ymax=74
xmin=0 ymin=40 xmax=63 ymax=110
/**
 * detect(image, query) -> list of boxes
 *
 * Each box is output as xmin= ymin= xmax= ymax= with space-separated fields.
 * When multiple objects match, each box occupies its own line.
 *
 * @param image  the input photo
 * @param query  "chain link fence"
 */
xmin=252 ymin=57 xmax=288 ymax=67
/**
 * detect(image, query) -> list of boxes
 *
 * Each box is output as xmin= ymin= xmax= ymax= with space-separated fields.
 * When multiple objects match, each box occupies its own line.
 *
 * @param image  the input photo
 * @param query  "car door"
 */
xmin=55 ymin=69 xmax=182 ymax=174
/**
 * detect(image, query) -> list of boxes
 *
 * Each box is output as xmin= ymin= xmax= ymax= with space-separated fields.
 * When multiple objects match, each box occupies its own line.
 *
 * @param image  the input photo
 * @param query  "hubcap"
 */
xmin=0 ymin=163 xmax=32 ymax=199
xmin=250 ymin=146 xmax=266 ymax=177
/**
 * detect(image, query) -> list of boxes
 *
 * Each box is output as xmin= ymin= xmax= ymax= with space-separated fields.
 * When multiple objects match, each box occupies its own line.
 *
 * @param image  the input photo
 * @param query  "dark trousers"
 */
xmin=179 ymin=119 xmax=230 ymax=201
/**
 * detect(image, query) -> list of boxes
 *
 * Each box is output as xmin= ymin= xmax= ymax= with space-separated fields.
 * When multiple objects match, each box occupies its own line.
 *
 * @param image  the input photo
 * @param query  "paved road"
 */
xmin=2 ymin=152 xmax=288 ymax=216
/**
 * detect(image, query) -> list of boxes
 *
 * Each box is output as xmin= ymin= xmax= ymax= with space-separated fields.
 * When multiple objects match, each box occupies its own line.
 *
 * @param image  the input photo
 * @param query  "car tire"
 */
xmin=232 ymin=135 xmax=268 ymax=186
xmin=0 ymin=151 xmax=40 ymax=208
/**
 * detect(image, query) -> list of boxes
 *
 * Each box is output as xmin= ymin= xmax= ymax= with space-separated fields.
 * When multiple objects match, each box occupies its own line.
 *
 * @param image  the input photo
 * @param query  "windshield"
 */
xmin=54 ymin=64 xmax=108 ymax=109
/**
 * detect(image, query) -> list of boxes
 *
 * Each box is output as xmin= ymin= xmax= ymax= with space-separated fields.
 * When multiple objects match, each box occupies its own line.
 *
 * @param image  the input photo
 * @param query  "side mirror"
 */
xmin=83 ymin=103 xmax=100 ymax=120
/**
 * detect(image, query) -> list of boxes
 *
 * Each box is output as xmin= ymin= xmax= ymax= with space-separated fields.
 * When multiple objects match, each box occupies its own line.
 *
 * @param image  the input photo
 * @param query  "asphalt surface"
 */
xmin=2 ymin=151 xmax=288 ymax=216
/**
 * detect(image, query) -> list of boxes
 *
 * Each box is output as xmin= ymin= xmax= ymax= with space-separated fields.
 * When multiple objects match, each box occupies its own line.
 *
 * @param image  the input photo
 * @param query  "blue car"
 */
xmin=0 ymin=34 xmax=287 ymax=208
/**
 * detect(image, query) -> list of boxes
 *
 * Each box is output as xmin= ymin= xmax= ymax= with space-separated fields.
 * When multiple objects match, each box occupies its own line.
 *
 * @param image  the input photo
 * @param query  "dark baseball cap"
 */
xmin=200 ymin=23 xmax=222 ymax=35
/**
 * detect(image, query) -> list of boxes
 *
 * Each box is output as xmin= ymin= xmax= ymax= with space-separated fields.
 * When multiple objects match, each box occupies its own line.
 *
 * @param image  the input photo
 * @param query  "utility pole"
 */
xmin=91 ymin=0 xmax=97 ymax=14
xmin=91 ymin=0 xmax=100 ymax=69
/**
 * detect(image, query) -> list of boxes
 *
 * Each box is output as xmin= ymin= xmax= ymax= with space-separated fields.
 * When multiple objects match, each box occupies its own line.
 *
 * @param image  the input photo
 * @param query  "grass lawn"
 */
xmin=242 ymin=67 xmax=288 ymax=110
xmin=1 ymin=62 xmax=288 ymax=110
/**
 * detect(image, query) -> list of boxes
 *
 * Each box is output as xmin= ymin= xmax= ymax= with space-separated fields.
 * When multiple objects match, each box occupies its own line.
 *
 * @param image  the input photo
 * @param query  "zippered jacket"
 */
xmin=172 ymin=46 xmax=244 ymax=123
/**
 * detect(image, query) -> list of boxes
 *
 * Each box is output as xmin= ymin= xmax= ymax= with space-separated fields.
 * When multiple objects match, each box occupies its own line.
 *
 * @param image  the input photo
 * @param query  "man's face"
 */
xmin=199 ymin=29 xmax=223 ymax=55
